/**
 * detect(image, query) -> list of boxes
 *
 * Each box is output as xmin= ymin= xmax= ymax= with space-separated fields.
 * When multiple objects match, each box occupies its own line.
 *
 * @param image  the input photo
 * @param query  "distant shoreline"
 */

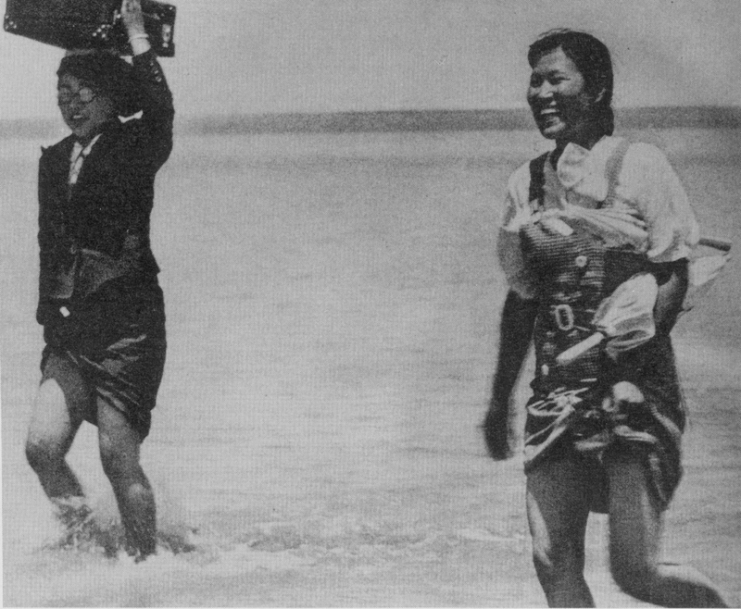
xmin=3 ymin=106 xmax=740 ymax=138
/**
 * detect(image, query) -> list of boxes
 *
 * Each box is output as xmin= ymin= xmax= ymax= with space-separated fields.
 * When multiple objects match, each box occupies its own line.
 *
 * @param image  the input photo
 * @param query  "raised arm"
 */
xmin=121 ymin=0 xmax=174 ymax=169
xmin=482 ymin=289 xmax=538 ymax=459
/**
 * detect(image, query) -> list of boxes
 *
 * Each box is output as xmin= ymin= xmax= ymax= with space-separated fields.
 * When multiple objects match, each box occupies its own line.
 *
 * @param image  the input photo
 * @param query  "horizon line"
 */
xmin=2 ymin=106 xmax=740 ymax=138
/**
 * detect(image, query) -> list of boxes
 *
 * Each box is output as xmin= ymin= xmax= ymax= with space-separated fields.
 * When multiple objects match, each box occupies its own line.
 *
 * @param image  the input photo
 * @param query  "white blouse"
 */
xmin=498 ymin=136 xmax=699 ymax=299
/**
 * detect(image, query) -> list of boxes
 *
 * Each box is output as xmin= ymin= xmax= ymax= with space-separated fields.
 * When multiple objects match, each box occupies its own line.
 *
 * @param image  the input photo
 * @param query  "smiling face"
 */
xmin=57 ymin=73 xmax=115 ymax=143
xmin=527 ymin=47 xmax=597 ymax=146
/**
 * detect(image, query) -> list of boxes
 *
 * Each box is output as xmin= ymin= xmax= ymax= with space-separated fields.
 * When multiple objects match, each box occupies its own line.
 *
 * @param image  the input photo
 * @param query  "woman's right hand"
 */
xmin=121 ymin=0 xmax=152 ymax=55
xmin=482 ymin=290 xmax=537 ymax=461
xmin=121 ymin=0 xmax=146 ymax=37
xmin=482 ymin=401 xmax=514 ymax=460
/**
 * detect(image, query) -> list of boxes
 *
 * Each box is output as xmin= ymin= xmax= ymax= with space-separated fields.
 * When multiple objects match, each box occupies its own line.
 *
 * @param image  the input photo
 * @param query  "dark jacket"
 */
xmin=37 ymin=50 xmax=174 ymax=346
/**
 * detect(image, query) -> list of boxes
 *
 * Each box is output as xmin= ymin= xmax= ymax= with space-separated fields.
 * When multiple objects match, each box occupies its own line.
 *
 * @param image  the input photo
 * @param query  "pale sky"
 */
xmin=1 ymin=0 xmax=740 ymax=120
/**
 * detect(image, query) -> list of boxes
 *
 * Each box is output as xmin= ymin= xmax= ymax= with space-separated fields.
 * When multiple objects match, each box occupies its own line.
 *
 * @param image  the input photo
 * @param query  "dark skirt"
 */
xmin=524 ymin=334 xmax=685 ymax=513
xmin=519 ymin=221 xmax=685 ymax=513
xmin=40 ymin=276 xmax=166 ymax=439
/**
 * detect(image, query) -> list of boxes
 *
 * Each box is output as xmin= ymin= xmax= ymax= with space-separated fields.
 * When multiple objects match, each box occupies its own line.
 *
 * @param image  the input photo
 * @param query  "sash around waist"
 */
xmin=41 ymin=238 xmax=160 ymax=302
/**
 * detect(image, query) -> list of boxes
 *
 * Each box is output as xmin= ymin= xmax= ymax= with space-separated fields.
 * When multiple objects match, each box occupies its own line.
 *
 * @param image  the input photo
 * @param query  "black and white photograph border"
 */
xmin=1 ymin=1 xmax=739 ymax=606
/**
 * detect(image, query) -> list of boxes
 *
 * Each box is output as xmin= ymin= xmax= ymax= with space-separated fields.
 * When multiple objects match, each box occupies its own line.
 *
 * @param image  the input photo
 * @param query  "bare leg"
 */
xmin=97 ymin=402 xmax=156 ymax=560
xmin=26 ymin=353 xmax=88 ymax=506
xmin=527 ymin=457 xmax=595 ymax=607
xmin=606 ymin=451 xmax=731 ymax=607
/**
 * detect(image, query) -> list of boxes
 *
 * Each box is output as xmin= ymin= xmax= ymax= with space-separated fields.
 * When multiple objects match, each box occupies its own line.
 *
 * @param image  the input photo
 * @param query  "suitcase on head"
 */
xmin=4 ymin=0 xmax=176 ymax=57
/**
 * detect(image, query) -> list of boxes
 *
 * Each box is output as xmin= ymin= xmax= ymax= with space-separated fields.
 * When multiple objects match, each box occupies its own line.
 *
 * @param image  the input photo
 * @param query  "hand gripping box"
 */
xmin=4 ymin=0 xmax=176 ymax=57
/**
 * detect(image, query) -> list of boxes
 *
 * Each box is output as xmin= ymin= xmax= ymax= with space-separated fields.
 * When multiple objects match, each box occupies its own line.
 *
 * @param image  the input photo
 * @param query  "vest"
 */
xmin=522 ymin=139 xmax=647 ymax=396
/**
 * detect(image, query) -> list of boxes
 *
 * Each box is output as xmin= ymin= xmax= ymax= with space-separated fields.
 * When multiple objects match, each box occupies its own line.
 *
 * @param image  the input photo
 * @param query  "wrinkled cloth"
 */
xmin=523 ymin=335 xmax=684 ymax=513
xmin=498 ymin=137 xmax=699 ymax=300
xmin=37 ymin=50 xmax=173 ymax=437
xmin=498 ymin=138 xmax=692 ymax=512
xmin=41 ymin=280 xmax=166 ymax=439
xmin=520 ymin=233 xmax=685 ymax=512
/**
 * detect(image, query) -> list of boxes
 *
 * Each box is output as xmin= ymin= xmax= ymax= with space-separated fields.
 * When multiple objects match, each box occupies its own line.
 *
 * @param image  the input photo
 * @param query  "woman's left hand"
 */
xmin=121 ymin=0 xmax=146 ymax=37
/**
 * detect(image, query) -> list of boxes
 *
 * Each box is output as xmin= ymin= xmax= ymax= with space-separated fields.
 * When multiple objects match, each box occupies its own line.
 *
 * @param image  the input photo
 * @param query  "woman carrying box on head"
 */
xmin=25 ymin=0 xmax=173 ymax=561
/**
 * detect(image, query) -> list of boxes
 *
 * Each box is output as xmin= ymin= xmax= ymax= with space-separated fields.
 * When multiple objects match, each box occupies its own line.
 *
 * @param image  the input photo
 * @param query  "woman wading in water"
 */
xmin=484 ymin=29 xmax=730 ymax=607
xmin=25 ymin=0 xmax=173 ymax=561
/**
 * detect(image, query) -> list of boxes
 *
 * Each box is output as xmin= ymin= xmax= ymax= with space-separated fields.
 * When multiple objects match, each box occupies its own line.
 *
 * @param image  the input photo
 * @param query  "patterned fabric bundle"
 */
xmin=519 ymin=219 xmax=605 ymax=392
xmin=520 ymin=222 xmax=685 ymax=512
xmin=556 ymin=272 xmax=658 ymax=365
xmin=518 ymin=144 xmax=686 ymax=512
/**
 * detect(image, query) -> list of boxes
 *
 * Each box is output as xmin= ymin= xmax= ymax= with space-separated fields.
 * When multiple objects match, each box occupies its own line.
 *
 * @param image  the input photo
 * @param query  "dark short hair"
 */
xmin=57 ymin=51 xmax=141 ymax=117
xmin=528 ymin=29 xmax=614 ymax=137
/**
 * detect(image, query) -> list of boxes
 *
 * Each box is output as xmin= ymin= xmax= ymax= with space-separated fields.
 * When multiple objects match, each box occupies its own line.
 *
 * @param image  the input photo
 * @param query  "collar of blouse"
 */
xmin=548 ymin=136 xmax=619 ymax=201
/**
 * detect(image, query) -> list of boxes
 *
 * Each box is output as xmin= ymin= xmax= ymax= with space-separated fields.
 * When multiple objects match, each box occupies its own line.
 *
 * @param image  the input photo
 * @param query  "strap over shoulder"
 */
xmin=602 ymin=137 xmax=631 ymax=208
xmin=528 ymin=152 xmax=549 ymax=208
xmin=527 ymin=139 xmax=632 ymax=210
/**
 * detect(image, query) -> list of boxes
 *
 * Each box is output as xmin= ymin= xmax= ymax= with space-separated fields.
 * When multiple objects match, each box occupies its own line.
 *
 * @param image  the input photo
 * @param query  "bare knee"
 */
xmin=26 ymin=437 xmax=66 ymax=473
xmin=99 ymin=440 xmax=147 ymax=491
xmin=27 ymin=377 xmax=82 ymax=472
xmin=98 ymin=406 xmax=148 ymax=491
xmin=100 ymin=444 xmax=132 ymax=482
xmin=101 ymin=448 xmax=153 ymax=510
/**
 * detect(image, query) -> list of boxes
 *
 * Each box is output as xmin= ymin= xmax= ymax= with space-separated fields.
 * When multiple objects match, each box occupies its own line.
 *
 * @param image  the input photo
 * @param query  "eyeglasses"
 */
xmin=57 ymin=86 xmax=96 ymax=106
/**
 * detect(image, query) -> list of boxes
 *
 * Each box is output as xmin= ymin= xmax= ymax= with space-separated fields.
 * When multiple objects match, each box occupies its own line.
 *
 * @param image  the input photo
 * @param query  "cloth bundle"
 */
xmin=556 ymin=273 xmax=658 ymax=365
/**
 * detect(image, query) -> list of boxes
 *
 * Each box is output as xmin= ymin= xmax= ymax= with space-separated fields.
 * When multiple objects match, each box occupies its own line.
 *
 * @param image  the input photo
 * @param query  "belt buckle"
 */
xmin=553 ymin=304 xmax=575 ymax=331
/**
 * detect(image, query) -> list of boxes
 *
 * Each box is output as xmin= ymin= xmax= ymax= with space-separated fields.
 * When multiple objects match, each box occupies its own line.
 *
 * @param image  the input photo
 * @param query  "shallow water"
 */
xmin=2 ymin=129 xmax=740 ymax=606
